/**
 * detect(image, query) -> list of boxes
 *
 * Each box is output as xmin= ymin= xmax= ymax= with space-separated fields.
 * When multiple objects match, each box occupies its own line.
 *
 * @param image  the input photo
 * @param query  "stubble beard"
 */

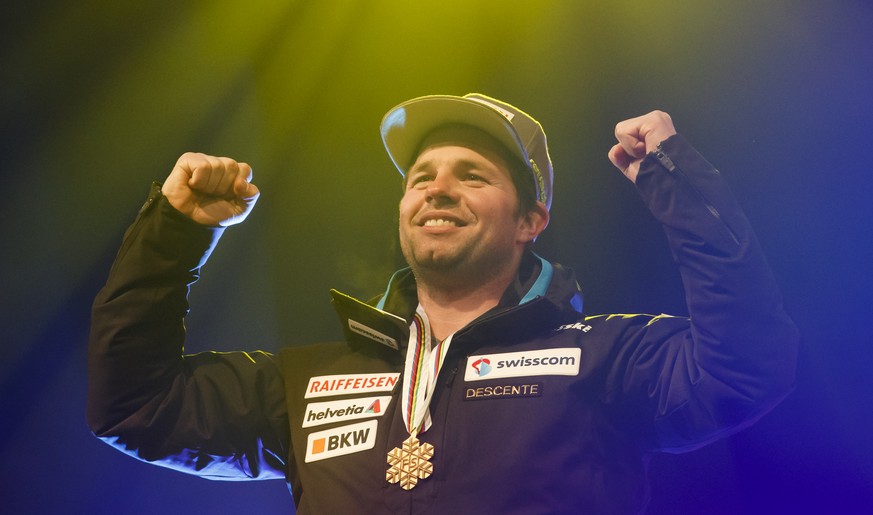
xmin=400 ymin=232 xmax=517 ymax=293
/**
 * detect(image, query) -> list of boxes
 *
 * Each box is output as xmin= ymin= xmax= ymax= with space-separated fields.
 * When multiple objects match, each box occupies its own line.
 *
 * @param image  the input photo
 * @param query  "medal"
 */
xmin=386 ymin=306 xmax=453 ymax=490
xmin=386 ymin=432 xmax=434 ymax=490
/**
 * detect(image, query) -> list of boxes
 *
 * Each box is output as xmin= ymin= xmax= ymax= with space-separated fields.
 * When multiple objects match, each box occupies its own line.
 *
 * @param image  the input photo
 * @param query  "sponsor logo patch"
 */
xmin=471 ymin=97 xmax=515 ymax=121
xmin=303 ymin=396 xmax=391 ymax=428
xmin=305 ymin=373 xmax=400 ymax=399
xmin=471 ymin=358 xmax=492 ymax=376
xmin=305 ymin=420 xmax=377 ymax=463
xmin=464 ymin=382 xmax=543 ymax=401
xmin=557 ymin=322 xmax=592 ymax=332
xmin=464 ymin=348 xmax=581 ymax=382
xmin=348 ymin=319 xmax=398 ymax=349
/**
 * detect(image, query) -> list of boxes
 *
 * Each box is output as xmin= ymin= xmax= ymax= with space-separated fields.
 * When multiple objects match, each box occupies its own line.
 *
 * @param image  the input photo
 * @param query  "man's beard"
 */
xmin=400 ymin=236 xmax=513 ymax=290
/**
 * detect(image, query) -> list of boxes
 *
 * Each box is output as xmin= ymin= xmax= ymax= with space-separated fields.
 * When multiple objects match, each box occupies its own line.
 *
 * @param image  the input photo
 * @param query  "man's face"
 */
xmin=398 ymin=126 xmax=538 ymax=282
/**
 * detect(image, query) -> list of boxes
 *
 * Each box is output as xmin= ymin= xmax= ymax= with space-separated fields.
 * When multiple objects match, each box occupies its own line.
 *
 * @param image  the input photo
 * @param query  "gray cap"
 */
xmin=380 ymin=93 xmax=553 ymax=210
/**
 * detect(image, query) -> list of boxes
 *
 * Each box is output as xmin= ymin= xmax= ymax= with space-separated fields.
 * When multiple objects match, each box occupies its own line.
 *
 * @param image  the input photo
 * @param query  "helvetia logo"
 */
xmin=302 ymin=396 xmax=391 ymax=428
xmin=365 ymin=399 xmax=381 ymax=413
xmin=471 ymin=358 xmax=492 ymax=377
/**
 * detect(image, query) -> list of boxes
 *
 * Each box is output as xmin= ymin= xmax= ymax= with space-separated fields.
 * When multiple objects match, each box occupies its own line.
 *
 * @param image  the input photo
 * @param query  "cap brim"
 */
xmin=380 ymin=95 xmax=528 ymax=176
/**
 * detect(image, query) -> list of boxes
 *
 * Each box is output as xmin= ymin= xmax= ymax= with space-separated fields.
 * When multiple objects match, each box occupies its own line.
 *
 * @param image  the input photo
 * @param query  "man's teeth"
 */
xmin=424 ymin=219 xmax=457 ymax=227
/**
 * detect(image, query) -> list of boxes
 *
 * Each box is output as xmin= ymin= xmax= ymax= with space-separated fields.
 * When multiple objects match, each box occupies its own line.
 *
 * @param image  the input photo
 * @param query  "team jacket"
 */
xmin=87 ymin=135 xmax=799 ymax=514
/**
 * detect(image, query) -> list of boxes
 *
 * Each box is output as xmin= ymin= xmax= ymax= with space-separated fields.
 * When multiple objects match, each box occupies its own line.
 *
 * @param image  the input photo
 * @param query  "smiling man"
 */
xmin=88 ymin=93 xmax=798 ymax=514
xmin=398 ymin=123 xmax=549 ymax=341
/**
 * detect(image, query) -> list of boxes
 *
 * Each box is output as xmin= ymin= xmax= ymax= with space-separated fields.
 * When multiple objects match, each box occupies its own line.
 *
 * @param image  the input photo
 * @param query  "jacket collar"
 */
xmin=330 ymin=252 xmax=584 ymax=353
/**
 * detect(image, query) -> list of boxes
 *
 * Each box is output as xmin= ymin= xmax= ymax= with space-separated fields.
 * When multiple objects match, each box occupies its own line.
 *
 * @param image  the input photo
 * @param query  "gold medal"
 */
xmin=386 ymin=433 xmax=434 ymax=490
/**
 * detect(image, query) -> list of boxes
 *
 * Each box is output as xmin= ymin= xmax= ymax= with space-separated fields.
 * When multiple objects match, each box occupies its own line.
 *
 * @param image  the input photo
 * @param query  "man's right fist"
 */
xmin=608 ymin=111 xmax=677 ymax=184
xmin=161 ymin=152 xmax=260 ymax=227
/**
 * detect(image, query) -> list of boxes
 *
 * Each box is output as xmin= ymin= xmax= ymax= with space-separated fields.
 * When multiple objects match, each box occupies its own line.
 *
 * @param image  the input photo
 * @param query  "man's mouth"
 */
xmin=423 ymin=218 xmax=460 ymax=227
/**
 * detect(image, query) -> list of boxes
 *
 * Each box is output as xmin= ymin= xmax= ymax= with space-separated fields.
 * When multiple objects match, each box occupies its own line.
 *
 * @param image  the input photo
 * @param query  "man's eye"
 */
xmin=409 ymin=175 xmax=432 ymax=187
xmin=464 ymin=173 xmax=485 ymax=182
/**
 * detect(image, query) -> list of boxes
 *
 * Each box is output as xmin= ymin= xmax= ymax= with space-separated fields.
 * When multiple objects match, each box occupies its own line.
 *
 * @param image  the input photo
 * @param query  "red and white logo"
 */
xmin=464 ymin=348 xmax=581 ymax=382
xmin=305 ymin=373 xmax=399 ymax=399
xmin=471 ymin=358 xmax=493 ymax=377
xmin=302 ymin=396 xmax=391 ymax=428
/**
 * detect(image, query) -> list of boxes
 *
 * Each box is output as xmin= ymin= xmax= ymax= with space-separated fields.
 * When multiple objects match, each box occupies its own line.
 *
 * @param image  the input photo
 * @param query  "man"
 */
xmin=88 ymin=94 xmax=798 ymax=514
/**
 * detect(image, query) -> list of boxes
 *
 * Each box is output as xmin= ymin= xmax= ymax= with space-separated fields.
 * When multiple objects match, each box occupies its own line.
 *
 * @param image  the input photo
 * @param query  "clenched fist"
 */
xmin=608 ymin=111 xmax=677 ymax=183
xmin=161 ymin=152 xmax=260 ymax=226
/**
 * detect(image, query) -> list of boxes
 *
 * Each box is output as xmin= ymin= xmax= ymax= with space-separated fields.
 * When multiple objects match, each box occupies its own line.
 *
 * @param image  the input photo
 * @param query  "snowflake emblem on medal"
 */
xmin=386 ymin=434 xmax=435 ymax=490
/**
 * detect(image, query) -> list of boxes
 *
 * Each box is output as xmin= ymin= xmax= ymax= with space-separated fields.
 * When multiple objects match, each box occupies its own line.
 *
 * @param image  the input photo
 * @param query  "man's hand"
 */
xmin=161 ymin=152 xmax=260 ymax=226
xmin=608 ymin=111 xmax=677 ymax=183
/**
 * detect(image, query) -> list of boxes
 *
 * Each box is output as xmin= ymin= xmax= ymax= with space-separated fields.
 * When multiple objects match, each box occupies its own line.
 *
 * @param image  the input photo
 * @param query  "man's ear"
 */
xmin=517 ymin=201 xmax=550 ymax=243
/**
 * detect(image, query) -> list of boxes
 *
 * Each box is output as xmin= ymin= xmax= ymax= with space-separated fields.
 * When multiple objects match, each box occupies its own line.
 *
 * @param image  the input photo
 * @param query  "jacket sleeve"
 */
xmin=87 ymin=183 xmax=290 ymax=480
xmin=605 ymin=135 xmax=799 ymax=453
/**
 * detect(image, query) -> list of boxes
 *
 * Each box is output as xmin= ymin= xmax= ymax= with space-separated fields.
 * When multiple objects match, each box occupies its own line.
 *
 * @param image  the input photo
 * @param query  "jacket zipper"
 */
xmin=653 ymin=144 xmax=740 ymax=246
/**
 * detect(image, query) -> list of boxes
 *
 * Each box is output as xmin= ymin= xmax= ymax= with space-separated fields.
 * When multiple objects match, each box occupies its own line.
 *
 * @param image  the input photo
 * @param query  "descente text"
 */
xmin=465 ymin=383 xmax=542 ymax=400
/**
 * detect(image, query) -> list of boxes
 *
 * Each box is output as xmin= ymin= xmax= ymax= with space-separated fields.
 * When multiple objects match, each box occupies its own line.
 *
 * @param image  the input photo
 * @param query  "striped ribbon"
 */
xmin=400 ymin=305 xmax=454 ymax=435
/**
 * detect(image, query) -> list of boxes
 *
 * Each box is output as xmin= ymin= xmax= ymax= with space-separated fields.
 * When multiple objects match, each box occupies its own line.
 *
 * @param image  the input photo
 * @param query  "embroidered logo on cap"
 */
xmin=469 ymin=97 xmax=515 ymax=121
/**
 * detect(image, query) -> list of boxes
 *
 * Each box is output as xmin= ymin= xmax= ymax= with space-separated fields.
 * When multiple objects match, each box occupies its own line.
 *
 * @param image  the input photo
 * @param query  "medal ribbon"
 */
xmin=400 ymin=305 xmax=453 ymax=435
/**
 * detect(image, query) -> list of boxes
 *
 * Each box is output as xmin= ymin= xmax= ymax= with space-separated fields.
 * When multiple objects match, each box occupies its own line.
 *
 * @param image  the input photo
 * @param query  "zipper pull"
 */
xmin=653 ymin=144 xmax=677 ymax=172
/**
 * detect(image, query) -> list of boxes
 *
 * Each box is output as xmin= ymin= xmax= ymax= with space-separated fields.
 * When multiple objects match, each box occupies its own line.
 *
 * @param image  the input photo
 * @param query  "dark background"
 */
xmin=2 ymin=1 xmax=871 ymax=513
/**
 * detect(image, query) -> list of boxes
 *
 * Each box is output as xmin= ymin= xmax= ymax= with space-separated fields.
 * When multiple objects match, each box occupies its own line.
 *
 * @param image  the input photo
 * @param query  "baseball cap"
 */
xmin=380 ymin=93 xmax=554 ymax=210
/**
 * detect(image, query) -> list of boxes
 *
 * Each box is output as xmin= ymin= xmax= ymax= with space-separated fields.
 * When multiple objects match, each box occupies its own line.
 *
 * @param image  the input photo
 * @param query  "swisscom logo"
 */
xmin=471 ymin=358 xmax=492 ymax=377
xmin=465 ymin=348 xmax=581 ymax=382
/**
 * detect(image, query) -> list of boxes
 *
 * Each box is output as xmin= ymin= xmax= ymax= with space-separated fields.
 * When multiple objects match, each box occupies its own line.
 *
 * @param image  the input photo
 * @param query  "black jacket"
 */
xmin=88 ymin=135 xmax=798 ymax=514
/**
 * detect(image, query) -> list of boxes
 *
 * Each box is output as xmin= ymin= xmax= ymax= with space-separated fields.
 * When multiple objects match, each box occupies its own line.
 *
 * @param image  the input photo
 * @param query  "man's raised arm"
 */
xmin=603 ymin=113 xmax=799 ymax=452
xmin=87 ymin=155 xmax=287 ymax=480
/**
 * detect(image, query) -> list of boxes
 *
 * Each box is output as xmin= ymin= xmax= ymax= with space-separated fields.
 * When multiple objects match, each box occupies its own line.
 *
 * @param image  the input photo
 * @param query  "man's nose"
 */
xmin=425 ymin=173 xmax=458 ymax=204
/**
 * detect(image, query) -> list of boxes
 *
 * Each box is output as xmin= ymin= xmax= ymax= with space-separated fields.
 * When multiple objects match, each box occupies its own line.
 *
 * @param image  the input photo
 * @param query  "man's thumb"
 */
xmin=234 ymin=177 xmax=259 ymax=199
